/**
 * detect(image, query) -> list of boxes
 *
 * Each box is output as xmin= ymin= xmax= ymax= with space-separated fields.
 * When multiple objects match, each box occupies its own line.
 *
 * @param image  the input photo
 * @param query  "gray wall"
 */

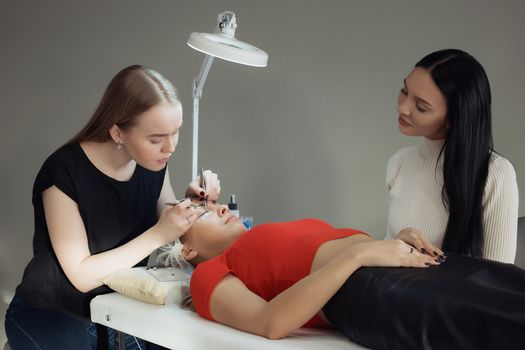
xmin=1 ymin=0 xmax=524 ymax=344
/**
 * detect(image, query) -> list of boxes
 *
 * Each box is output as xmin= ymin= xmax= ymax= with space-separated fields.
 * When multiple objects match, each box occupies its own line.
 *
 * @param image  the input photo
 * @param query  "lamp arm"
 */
xmin=192 ymin=54 xmax=215 ymax=179
xmin=193 ymin=55 xmax=215 ymax=99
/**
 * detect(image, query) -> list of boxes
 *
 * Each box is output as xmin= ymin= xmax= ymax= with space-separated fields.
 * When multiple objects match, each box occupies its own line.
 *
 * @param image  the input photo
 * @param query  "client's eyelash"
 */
xmin=196 ymin=211 xmax=211 ymax=222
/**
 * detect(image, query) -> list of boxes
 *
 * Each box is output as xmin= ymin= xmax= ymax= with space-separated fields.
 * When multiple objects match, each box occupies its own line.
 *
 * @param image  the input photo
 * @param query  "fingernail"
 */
xmin=205 ymin=195 xmax=209 ymax=199
xmin=200 ymin=191 xmax=205 ymax=196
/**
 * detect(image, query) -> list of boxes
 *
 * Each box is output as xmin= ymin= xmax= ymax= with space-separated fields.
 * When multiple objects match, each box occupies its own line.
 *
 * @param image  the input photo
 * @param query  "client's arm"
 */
xmin=209 ymin=238 xmax=437 ymax=339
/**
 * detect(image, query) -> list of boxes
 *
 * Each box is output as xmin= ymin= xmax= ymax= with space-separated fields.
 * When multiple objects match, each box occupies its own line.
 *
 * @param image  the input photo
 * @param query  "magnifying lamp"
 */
xmin=187 ymin=11 xmax=268 ymax=179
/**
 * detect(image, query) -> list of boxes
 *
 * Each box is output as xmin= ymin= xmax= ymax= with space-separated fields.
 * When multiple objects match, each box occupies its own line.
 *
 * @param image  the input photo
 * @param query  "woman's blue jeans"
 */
xmin=5 ymin=295 xmax=149 ymax=350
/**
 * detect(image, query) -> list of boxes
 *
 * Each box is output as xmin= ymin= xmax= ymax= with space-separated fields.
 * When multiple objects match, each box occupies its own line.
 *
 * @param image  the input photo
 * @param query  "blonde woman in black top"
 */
xmin=5 ymin=65 xmax=217 ymax=349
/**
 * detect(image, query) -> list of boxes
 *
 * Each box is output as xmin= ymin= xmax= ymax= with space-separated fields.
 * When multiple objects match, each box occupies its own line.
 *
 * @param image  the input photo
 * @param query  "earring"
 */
xmin=117 ymin=143 xmax=123 ymax=150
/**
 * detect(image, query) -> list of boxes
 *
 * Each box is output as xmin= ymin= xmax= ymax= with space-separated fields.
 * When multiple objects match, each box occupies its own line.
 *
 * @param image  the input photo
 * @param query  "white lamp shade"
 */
xmin=187 ymin=32 xmax=268 ymax=67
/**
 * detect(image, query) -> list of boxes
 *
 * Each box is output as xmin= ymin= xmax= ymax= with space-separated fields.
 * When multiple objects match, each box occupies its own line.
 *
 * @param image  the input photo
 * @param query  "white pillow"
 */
xmin=100 ymin=266 xmax=191 ymax=305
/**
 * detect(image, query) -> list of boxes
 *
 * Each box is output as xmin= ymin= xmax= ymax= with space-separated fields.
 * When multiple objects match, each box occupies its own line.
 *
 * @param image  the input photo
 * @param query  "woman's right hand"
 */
xmin=153 ymin=198 xmax=204 ymax=244
xmin=351 ymin=239 xmax=440 ymax=268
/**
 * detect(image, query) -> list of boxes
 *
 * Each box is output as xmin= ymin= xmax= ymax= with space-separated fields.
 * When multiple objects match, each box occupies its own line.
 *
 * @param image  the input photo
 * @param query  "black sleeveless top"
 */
xmin=16 ymin=144 xmax=166 ymax=318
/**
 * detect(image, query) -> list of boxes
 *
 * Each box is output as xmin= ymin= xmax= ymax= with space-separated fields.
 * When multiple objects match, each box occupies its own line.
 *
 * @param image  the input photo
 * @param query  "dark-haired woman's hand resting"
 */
xmin=153 ymin=199 xmax=204 ymax=244
xmin=351 ymin=239 xmax=440 ymax=268
xmin=398 ymin=227 xmax=444 ymax=257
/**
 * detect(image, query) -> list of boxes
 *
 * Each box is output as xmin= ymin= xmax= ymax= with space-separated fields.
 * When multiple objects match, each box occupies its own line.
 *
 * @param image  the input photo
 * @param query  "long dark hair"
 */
xmin=416 ymin=49 xmax=493 ymax=258
xmin=66 ymin=65 xmax=179 ymax=145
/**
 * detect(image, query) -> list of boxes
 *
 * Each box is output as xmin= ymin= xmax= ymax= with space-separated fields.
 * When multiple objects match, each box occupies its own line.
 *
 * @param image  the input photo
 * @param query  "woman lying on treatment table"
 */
xmin=178 ymin=200 xmax=525 ymax=350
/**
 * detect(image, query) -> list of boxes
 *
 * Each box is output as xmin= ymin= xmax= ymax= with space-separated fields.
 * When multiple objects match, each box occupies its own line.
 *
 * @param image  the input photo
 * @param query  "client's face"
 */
xmin=182 ymin=200 xmax=248 ymax=262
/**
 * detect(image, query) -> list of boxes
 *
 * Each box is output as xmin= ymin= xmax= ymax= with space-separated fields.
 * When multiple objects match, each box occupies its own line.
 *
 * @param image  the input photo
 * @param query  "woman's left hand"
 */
xmin=186 ymin=170 xmax=221 ymax=201
xmin=398 ymin=227 xmax=444 ymax=257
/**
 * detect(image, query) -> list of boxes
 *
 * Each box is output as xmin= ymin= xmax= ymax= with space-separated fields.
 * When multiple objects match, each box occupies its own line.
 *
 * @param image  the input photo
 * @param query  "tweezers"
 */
xmin=199 ymin=168 xmax=208 ymax=211
xmin=164 ymin=197 xmax=190 ymax=207
xmin=164 ymin=201 xmax=209 ymax=221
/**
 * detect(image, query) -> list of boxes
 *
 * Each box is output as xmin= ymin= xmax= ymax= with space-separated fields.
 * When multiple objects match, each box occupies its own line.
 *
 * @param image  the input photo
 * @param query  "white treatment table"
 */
xmin=90 ymin=293 xmax=369 ymax=350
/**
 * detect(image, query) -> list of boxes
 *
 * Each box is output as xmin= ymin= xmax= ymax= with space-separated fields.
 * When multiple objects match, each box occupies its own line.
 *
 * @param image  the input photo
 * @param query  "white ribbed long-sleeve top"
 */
xmin=385 ymin=138 xmax=519 ymax=263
